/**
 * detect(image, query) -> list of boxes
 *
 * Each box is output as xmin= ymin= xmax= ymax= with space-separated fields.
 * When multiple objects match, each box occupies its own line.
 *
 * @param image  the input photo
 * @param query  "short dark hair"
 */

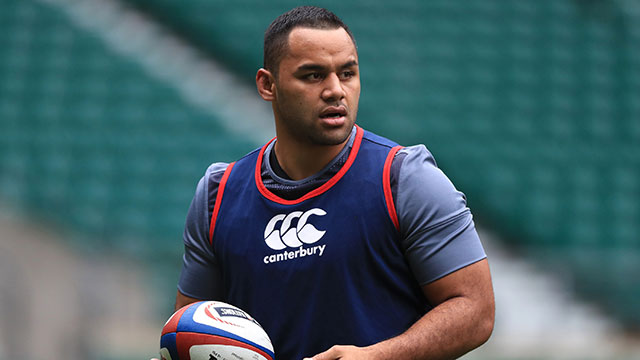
xmin=263 ymin=6 xmax=356 ymax=75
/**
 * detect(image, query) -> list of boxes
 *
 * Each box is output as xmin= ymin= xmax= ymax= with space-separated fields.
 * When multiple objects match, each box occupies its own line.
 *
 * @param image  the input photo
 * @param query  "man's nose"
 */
xmin=321 ymin=73 xmax=346 ymax=102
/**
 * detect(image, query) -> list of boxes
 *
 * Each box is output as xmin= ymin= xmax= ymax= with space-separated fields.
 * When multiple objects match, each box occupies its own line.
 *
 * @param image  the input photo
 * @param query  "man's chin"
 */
xmin=309 ymin=124 xmax=354 ymax=146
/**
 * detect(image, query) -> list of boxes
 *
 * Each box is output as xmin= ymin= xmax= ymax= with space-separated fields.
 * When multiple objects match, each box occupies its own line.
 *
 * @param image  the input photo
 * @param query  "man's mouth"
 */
xmin=320 ymin=106 xmax=347 ymax=119
xmin=321 ymin=113 xmax=344 ymax=119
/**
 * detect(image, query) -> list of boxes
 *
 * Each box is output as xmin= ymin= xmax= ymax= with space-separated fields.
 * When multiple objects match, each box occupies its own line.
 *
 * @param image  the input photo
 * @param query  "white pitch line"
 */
xmin=38 ymin=0 xmax=274 ymax=145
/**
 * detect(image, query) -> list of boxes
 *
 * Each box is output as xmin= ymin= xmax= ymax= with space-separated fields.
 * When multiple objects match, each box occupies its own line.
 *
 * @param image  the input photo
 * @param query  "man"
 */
xmin=174 ymin=6 xmax=494 ymax=360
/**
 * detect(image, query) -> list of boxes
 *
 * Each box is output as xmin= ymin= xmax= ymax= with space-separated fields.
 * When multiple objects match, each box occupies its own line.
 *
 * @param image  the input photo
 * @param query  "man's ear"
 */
xmin=256 ymin=68 xmax=276 ymax=101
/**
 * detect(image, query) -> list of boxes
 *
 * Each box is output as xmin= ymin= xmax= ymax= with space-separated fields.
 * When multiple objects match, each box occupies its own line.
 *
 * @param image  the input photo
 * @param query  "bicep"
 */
xmin=422 ymin=259 xmax=494 ymax=311
xmin=394 ymin=146 xmax=486 ymax=284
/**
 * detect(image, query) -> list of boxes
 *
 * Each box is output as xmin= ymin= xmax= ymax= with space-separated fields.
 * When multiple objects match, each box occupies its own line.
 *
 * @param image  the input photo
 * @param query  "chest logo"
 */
xmin=264 ymin=208 xmax=326 ymax=250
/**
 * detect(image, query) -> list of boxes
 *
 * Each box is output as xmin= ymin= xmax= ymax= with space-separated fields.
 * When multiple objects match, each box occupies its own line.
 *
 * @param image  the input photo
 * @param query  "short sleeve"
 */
xmin=177 ymin=162 xmax=228 ymax=299
xmin=394 ymin=146 xmax=486 ymax=285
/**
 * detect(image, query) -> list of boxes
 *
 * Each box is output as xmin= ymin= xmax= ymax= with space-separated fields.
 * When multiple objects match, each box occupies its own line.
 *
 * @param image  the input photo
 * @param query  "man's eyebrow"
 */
xmin=296 ymin=60 xmax=359 ymax=72
xmin=339 ymin=60 xmax=358 ymax=69
xmin=296 ymin=63 xmax=326 ymax=72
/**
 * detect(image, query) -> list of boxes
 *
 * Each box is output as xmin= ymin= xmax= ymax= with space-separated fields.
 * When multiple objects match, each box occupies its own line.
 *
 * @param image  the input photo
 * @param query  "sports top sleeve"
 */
xmin=393 ymin=145 xmax=486 ymax=285
xmin=177 ymin=162 xmax=228 ymax=300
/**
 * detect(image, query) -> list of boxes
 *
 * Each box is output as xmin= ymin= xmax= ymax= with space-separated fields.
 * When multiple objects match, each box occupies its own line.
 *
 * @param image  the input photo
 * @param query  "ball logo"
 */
xmin=264 ymin=208 xmax=326 ymax=250
xmin=204 ymin=303 xmax=241 ymax=327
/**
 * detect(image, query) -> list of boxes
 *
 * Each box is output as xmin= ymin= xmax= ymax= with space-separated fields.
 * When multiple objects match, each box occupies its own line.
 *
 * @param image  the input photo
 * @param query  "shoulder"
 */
xmin=389 ymin=145 xmax=438 ymax=200
xmin=200 ymin=162 xmax=231 ymax=192
xmin=183 ymin=164 xmax=231 ymax=246
xmin=189 ymin=162 xmax=231 ymax=214
xmin=361 ymin=128 xmax=400 ymax=149
xmin=393 ymin=144 xmax=469 ymax=227
xmin=397 ymin=144 xmax=460 ymax=194
xmin=396 ymin=144 xmax=437 ymax=168
xmin=205 ymin=162 xmax=231 ymax=180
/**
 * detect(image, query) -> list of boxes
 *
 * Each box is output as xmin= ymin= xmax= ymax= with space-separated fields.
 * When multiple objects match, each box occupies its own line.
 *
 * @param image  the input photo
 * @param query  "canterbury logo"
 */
xmin=264 ymin=208 xmax=326 ymax=250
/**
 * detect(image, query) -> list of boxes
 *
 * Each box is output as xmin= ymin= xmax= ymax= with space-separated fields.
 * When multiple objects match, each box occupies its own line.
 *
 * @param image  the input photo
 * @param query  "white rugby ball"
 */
xmin=160 ymin=301 xmax=274 ymax=360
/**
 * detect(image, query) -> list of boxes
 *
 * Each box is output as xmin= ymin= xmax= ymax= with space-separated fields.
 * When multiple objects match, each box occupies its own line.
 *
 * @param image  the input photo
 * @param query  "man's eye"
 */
xmin=306 ymin=73 xmax=322 ymax=80
xmin=341 ymin=71 xmax=355 ymax=79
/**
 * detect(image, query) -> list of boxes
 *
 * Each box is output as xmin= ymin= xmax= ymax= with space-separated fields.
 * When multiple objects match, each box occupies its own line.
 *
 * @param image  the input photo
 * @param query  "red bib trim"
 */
xmin=254 ymin=126 xmax=364 ymax=205
xmin=383 ymin=146 xmax=403 ymax=231
xmin=209 ymin=162 xmax=235 ymax=244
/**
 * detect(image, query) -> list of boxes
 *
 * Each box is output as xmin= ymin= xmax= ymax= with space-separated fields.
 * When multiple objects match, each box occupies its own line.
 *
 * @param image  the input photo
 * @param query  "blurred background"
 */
xmin=0 ymin=0 xmax=639 ymax=359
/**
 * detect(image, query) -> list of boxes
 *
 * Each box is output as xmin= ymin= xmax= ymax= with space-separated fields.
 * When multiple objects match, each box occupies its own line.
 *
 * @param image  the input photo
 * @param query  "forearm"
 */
xmin=366 ymin=295 xmax=494 ymax=360
xmin=309 ymin=260 xmax=495 ymax=360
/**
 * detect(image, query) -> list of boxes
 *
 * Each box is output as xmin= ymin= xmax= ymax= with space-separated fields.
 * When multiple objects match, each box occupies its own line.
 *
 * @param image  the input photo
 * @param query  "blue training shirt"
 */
xmin=178 ymin=126 xmax=486 ymax=359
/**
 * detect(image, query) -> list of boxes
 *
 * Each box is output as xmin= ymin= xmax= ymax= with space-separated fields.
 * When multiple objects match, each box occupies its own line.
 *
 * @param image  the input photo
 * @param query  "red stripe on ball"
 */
xmin=162 ymin=303 xmax=193 ymax=335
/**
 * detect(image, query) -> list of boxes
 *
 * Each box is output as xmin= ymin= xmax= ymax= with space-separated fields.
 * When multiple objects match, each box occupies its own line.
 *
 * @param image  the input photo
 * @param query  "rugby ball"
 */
xmin=159 ymin=301 xmax=274 ymax=360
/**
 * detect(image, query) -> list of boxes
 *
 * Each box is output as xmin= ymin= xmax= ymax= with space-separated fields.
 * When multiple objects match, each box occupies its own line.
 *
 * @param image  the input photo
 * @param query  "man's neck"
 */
xmin=273 ymin=138 xmax=348 ymax=181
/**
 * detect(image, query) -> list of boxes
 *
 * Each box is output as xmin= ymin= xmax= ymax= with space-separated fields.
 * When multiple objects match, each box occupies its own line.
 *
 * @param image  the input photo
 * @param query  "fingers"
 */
xmin=304 ymin=345 xmax=354 ymax=360
xmin=304 ymin=345 xmax=336 ymax=360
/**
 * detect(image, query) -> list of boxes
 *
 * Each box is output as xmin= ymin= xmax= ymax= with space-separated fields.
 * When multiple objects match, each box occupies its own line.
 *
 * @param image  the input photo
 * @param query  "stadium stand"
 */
xmin=0 ymin=2 xmax=639 ymax=358
xmin=0 ymin=0 xmax=260 ymax=313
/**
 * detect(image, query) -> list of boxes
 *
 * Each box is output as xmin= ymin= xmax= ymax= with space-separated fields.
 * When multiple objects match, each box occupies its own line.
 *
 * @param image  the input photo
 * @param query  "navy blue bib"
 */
xmin=211 ymin=127 xmax=428 ymax=360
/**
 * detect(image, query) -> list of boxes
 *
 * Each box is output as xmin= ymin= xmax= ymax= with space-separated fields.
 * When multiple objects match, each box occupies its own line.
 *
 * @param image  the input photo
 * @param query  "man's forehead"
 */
xmin=286 ymin=27 xmax=357 ymax=56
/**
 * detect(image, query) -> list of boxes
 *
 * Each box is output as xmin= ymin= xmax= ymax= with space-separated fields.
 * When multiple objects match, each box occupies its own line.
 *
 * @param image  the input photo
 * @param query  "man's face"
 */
xmin=271 ymin=27 xmax=360 ymax=147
